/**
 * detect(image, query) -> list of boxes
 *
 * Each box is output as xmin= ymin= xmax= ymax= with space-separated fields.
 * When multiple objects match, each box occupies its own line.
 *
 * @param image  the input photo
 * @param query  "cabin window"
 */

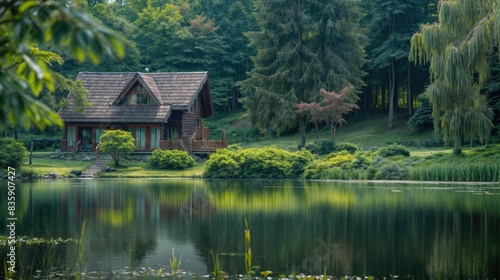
xmin=67 ymin=126 xmax=76 ymax=146
xmin=136 ymin=127 xmax=146 ymax=149
xmin=95 ymin=128 xmax=104 ymax=143
xmin=120 ymin=82 xmax=155 ymax=105
xmin=127 ymin=127 xmax=146 ymax=149
xmin=151 ymin=128 xmax=161 ymax=149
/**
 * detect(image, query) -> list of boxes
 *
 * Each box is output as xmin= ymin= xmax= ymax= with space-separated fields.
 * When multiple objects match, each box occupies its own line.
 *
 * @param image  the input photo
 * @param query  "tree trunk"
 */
xmin=381 ymin=84 xmax=386 ymax=113
xmin=408 ymin=60 xmax=413 ymax=116
xmin=330 ymin=122 xmax=336 ymax=143
xmin=388 ymin=12 xmax=396 ymax=129
xmin=388 ymin=59 xmax=395 ymax=129
xmin=314 ymin=121 xmax=319 ymax=140
xmin=299 ymin=115 xmax=306 ymax=147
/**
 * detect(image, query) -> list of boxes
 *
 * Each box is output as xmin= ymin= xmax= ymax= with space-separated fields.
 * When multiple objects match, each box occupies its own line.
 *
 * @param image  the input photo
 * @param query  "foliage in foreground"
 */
xmin=148 ymin=149 xmax=196 ymax=170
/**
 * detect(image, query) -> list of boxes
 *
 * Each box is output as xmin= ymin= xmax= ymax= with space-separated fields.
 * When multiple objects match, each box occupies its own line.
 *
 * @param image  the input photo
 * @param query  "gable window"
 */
xmin=120 ymin=82 xmax=154 ymax=105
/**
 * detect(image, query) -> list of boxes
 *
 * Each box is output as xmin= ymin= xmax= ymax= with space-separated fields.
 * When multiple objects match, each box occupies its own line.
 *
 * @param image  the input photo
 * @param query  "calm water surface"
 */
xmin=1 ymin=179 xmax=499 ymax=279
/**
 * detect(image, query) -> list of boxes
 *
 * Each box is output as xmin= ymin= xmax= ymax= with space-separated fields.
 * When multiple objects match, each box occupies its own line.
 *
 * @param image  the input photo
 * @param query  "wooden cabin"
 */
xmin=58 ymin=72 xmax=227 ymax=153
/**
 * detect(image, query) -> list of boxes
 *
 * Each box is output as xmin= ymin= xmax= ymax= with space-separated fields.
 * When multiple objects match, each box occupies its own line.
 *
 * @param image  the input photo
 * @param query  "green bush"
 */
xmin=327 ymin=151 xmax=356 ymax=169
xmin=148 ymin=149 xmax=196 ymax=170
xmin=204 ymin=149 xmax=240 ymax=178
xmin=375 ymin=162 xmax=409 ymax=180
xmin=378 ymin=144 xmax=411 ymax=157
xmin=408 ymin=94 xmax=433 ymax=130
xmin=303 ymin=159 xmax=331 ymax=179
xmin=0 ymin=138 xmax=28 ymax=169
xmin=204 ymin=147 xmax=313 ymax=179
xmin=304 ymin=140 xmax=335 ymax=155
xmin=333 ymin=142 xmax=359 ymax=154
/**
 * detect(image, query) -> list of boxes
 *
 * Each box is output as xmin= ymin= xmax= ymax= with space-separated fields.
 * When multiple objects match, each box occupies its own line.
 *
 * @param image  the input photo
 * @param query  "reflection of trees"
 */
xmin=427 ymin=212 xmax=498 ymax=280
xmin=5 ymin=179 xmax=500 ymax=278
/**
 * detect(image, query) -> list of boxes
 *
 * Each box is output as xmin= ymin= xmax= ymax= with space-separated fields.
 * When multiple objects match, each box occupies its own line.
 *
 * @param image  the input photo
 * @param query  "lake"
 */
xmin=1 ymin=179 xmax=499 ymax=279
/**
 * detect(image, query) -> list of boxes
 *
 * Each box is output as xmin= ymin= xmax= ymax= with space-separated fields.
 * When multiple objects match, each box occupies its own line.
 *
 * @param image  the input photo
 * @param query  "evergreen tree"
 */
xmin=240 ymin=0 xmax=366 ymax=146
xmin=362 ymin=0 xmax=436 ymax=128
xmin=194 ymin=0 xmax=256 ymax=112
xmin=409 ymin=0 xmax=496 ymax=152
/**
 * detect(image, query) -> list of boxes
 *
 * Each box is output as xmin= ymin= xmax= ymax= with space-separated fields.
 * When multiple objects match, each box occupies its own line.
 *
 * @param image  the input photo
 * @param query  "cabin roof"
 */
xmin=58 ymin=72 xmax=211 ymax=123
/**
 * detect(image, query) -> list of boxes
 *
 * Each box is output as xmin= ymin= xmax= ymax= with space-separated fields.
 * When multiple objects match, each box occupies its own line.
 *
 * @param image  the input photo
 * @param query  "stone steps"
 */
xmin=80 ymin=156 xmax=112 ymax=178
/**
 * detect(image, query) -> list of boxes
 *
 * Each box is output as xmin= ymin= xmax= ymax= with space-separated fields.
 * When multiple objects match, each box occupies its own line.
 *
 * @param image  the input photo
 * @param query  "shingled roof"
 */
xmin=58 ymin=72 xmax=211 ymax=123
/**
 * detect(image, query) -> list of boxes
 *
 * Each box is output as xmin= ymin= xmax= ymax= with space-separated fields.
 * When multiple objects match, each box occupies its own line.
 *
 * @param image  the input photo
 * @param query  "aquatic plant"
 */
xmin=211 ymin=251 xmax=224 ymax=280
xmin=75 ymin=220 xmax=87 ymax=280
xmin=408 ymin=162 xmax=500 ymax=181
xmin=169 ymin=248 xmax=183 ymax=278
xmin=244 ymin=219 xmax=252 ymax=277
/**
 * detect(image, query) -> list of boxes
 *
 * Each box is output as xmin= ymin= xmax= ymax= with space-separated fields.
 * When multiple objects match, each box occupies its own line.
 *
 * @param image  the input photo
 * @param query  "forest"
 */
xmin=2 ymin=0 xmax=500 ymax=151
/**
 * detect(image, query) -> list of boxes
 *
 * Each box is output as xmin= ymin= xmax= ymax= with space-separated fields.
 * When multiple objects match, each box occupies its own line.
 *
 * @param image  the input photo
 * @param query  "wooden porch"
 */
xmin=61 ymin=133 xmax=227 ymax=154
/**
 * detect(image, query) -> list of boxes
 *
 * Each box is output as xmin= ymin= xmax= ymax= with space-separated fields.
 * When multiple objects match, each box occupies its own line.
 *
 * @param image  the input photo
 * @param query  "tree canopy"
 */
xmin=240 ymin=0 xmax=366 ymax=146
xmin=0 ymin=0 xmax=124 ymax=131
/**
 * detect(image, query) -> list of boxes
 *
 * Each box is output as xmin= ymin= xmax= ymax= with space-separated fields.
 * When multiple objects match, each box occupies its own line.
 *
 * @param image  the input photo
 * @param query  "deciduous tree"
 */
xmin=409 ymin=0 xmax=496 ymax=152
xmin=100 ymin=130 xmax=135 ymax=166
xmin=297 ymin=87 xmax=359 ymax=143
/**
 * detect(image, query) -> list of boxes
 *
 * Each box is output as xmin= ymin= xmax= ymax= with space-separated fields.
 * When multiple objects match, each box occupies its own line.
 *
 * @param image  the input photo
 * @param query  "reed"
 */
xmin=409 ymin=163 xmax=500 ymax=182
xmin=75 ymin=220 xmax=87 ymax=280
xmin=211 ymin=251 xmax=224 ymax=280
xmin=169 ymin=248 xmax=182 ymax=279
xmin=320 ymin=168 xmax=368 ymax=180
xmin=244 ymin=219 xmax=252 ymax=277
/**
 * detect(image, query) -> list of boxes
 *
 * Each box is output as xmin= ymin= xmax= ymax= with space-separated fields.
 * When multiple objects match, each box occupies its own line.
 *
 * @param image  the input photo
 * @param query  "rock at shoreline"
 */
xmin=71 ymin=170 xmax=82 ymax=176
xmin=47 ymin=172 xmax=57 ymax=179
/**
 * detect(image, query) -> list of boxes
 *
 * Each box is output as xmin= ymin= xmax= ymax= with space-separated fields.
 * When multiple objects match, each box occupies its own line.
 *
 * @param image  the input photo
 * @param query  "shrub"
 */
xmin=204 ymin=151 xmax=240 ymax=178
xmin=288 ymin=150 xmax=314 ymax=177
xmin=378 ymin=144 xmax=411 ymax=157
xmin=148 ymin=149 xmax=196 ymax=170
xmin=204 ymin=147 xmax=313 ymax=179
xmin=0 ymin=138 xmax=28 ymax=169
xmin=327 ymin=151 xmax=356 ymax=169
xmin=304 ymin=140 xmax=335 ymax=155
xmin=333 ymin=142 xmax=359 ymax=154
xmin=375 ymin=162 xmax=408 ymax=180
xmin=303 ymin=159 xmax=332 ymax=179
xmin=408 ymin=94 xmax=433 ymax=130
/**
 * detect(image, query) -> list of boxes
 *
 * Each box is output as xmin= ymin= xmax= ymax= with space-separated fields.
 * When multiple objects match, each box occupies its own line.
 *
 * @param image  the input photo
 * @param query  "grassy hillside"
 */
xmin=206 ymin=111 xmax=437 ymax=151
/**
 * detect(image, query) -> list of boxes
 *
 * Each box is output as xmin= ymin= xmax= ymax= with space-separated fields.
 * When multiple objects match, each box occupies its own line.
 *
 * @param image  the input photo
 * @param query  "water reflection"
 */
xmin=0 ymin=179 xmax=499 ymax=279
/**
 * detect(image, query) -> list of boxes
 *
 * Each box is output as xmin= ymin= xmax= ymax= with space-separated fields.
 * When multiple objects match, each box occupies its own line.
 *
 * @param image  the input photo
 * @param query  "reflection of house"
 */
xmin=58 ymin=72 xmax=226 ymax=153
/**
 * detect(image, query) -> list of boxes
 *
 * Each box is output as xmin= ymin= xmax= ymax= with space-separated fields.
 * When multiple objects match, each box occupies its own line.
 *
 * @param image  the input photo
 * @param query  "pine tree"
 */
xmin=362 ymin=0 xmax=436 ymax=128
xmin=240 ymin=0 xmax=366 ymax=146
xmin=409 ymin=0 xmax=496 ymax=152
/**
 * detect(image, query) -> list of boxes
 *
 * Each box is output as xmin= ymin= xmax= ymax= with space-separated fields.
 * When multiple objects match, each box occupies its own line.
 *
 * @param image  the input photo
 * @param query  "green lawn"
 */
xmin=22 ymin=158 xmax=92 ymax=177
xmin=98 ymin=162 xmax=204 ymax=178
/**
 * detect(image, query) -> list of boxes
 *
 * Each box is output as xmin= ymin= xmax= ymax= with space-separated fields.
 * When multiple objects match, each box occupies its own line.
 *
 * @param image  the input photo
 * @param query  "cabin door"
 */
xmin=80 ymin=127 xmax=93 ymax=151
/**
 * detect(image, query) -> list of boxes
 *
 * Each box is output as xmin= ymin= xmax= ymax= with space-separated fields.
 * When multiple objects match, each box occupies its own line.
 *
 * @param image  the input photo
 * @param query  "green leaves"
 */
xmin=410 ymin=0 xmax=496 ymax=149
xmin=100 ymin=130 xmax=136 ymax=166
xmin=0 ymin=0 xmax=125 ymax=131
